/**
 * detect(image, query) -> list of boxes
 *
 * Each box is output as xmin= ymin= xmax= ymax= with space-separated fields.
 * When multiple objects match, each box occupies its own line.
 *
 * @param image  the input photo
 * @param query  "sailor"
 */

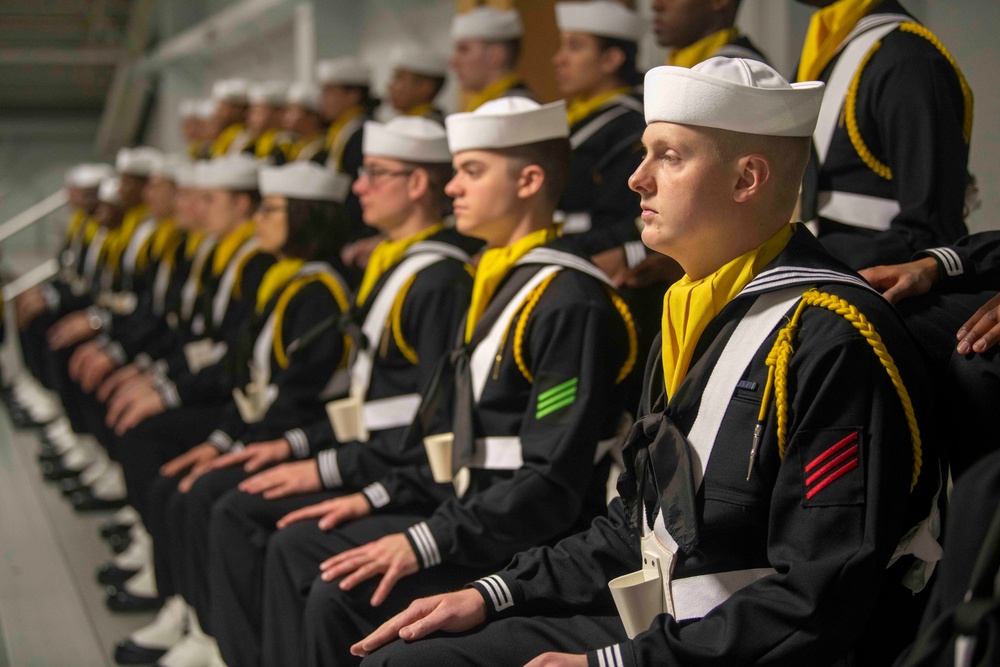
xmin=386 ymin=47 xmax=449 ymax=124
xmin=450 ymin=7 xmax=535 ymax=112
xmin=255 ymin=97 xmax=636 ymax=666
xmin=206 ymin=116 xmax=479 ymax=667
xmin=284 ymin=82 xmax=330 ymax=164
xmin=179 ymin=99 xmax=207 ymax=159
xmin=355 ymin=57 xmax=940 ymax=667
xmin=654 ymin=0 xmax=766 ymax=66
xmin=242 ymin=80 xmax=294 ymax=162
xmin=796 ymin=0 xmax=973 ymax=268
xmin=206 ymin=77 xmax=251 ymax=158
xmin=113 ymin=161 xmax=355 ymax=666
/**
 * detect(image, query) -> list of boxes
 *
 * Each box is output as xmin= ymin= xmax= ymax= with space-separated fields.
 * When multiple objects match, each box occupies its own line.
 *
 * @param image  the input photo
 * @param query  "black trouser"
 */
xmin=20 ymin=312 xmax=58 ymax=391
xmin=166 ymin=466 xmax=249 ymax=635
xmin=210 ymin=487 xmax=348 ymax=667
xmin=117 ymin=404 xmax=224 ymax=519
xmin=261 ymin=514 xmax=483 ymax=667
xmin=361 ymin=613 xmax=627 ymax=666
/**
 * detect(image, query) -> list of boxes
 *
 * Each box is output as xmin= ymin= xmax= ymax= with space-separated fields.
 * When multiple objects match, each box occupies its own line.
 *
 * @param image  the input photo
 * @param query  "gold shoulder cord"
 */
xmin=501 ymin=274 xmax=638 ymax=385
xmin=754 ymin=290 xmax=922 ymax=491
xmin=846 ymin=22 xmax=974 ymax=182
xmin=388 ymin=274 xmax=420 ymax=365
xmin=272 ymin=274 xmax=351 ymax=369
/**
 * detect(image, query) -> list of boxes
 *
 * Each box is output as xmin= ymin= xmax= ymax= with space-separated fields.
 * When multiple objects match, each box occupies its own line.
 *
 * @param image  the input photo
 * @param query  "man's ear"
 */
xmin=407 ymin=168 xmax=431 ymax=202
xmin=733 ymin=154 xmax=771 ymax=204
xmin=516 ymin=164 xmax=546 ymax=201
xmin=599 ymin=46 xmax=627 ymax=78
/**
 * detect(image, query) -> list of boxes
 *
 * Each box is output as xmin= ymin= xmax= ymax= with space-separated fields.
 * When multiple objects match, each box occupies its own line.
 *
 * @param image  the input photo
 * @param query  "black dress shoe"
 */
xmin=114 ymin=638 xmax=168 ymax=665
xmin=100 ymin=521 xmax=133 ymax=541
xmin=41 ymin=459 xmax=85 ymax=481
xmin=36 ymin=445 xmax=65 ymax=463
xmin=95 ymin=561 xmax=139 ymax=586
xmin=109 ymin=531 xmax=133 ymax=554
xmin=72 ymin=488 xmax=127 ymax=512
xmin=105 ymin=586 xmax=162 ymax=612
xmin=61 ymin=477 xmax=88 ymax=496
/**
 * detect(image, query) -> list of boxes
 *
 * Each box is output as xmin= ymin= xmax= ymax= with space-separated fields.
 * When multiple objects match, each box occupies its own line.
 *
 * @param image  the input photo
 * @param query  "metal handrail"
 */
xmin=0 ymin=189 xmax=67 ymax=246
xmin=2 ymin=258 xmax=59 ymax=301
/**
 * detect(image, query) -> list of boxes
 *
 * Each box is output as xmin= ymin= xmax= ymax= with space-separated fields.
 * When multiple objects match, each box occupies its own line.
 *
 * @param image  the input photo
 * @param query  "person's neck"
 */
xmin=575 ymin=77 xmax=623 ymax=102
xmin=478 ymin=69 xmax=516 ymax=93
xmin=488 ymin=206 xmax=553 ymax=249
xmin=679 ymin=216 xmax=786 ymax=280
xmin=384 ymin=208 xmax=438 ymax=242
xmin=678 ymin=20 xmax=735 ymax=50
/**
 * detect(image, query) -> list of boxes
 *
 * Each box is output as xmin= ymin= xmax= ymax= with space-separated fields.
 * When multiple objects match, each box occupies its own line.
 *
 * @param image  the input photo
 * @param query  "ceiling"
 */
xmin=0 ymin=0 xmax=141 ymax=112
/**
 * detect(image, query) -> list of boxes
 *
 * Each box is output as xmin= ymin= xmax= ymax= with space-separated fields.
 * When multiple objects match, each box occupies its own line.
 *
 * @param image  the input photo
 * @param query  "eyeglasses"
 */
xmin=257 ymin=203 xmax=288 ymax=216
xmin=358 ymin=166 xmax=414 ymax=184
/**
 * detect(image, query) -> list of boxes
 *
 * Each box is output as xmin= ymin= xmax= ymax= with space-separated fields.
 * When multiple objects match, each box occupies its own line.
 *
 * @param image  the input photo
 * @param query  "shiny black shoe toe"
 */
xmin=105 ymin=587 xmax=162 ymax=613
xmin=72 ymin=489 xmax=127 ymax=512
xmin=114 ymin=638 xmax=168 ymax=665
xmin=95 ymin=561 xmax=139 ymax=586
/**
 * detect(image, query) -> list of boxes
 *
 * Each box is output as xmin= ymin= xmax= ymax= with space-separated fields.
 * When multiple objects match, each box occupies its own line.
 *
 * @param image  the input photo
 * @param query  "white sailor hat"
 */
xmin=451 ymin=7 xmax=523 ymax=42
xmin=211 ymin=78 xmax=251 ymax=105
xmin=555 ymin=1 xmax=641 ymax=42
xmin=151 ymin=153 xmax=192 ymax=182
xmin=644 ymin=57 xmax=825 ymax=137
xmin=197 ymin=154 xmax=260 ymax=191
xmin=66 ymin=163 xmax=115 ymax=189
xmin=391 ymin=48 xmax=449 ymax=78
xmin=179 ymin=98 xmax=202 ymax=119
xmin=173 ymin=162 xmax=200 ymax=188
xmin=248 ymin=81 xmax=289 ymax=106
xmin=286 ymin=81 xmax=323 ymax=113
xmin=259 ymin=162 xmax=351 ymax=203
xmin=98 ymin=177 xmax=122 ymax=205
xmin=363 ymin=117 xmax=451 ymax=163
xmin=195 ymin=98 xmax=217 ymax=121
xmin=445 ymin=97 xmax=568 ymax=153
xmin=316 ymin=57 xmax=370 ymax=87
xmin=116 ymin=147 xmax=163 ymax=177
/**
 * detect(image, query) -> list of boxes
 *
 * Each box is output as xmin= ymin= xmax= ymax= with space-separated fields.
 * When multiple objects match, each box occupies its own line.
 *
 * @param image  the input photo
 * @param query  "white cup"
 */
xmin=423 ymin=432 xmax=455 ymax=483
xmin=326 ymin=396 xmax=368 ymax=443
xmin=609 ymin=568 xmax=664 ymax=639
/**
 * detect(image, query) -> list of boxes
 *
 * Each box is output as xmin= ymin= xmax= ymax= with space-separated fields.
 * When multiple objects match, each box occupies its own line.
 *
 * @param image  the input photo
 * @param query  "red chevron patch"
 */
xmin=804 ymin=432 xmax=859 ymax=500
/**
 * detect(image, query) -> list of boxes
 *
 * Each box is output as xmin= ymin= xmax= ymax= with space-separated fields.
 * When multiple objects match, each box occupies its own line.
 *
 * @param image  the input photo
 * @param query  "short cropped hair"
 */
xmin=496 ymin=137 xmax=571 ymax=208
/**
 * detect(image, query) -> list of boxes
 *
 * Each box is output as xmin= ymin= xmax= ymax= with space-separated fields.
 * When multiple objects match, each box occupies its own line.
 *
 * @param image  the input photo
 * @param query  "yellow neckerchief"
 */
xmin=661 ymin=224 xmax=792 ymax=399
xmin=211 ymin=220 xmax=255 ymax=276
xmin=256 ymin=258 xmax=306 ymax=313
xmin=465 ymin=74 xmax=521 ymax=112
xmin=325 ymin=105 xmax=366 ymax=151
xmin=404 ymin=102 xmax=435 ymax=117
xmin=668 ymin=27 xmax=740 ymax=68
xmin=106 ymin=204 xmax=148 ymax=274
xmin=185 ymin=230 xmax=207 ymax=260
xmin=254 ymin=128 xmax=278 ymax=158
xmin=566 ymin=86 xmax=632 ymax=128
xmin=289 ymin=133 xmax=325 ymax=161
xmin=465 ymin=225 xmax=557 ymax=342
xmin=356 ymin=223 xmax=444 ymax=306
xmin=210 ymin=123 xmax=246 ymax=158
xmin=149 ymin=218 xmax=177 ymax=261
xmin=83 ymin=217 xmax=100 ymax=244
xmin=797 ymin=0 xmax=882 ymax=82
xmin=66 ymin=208 xmax=88 ymax=242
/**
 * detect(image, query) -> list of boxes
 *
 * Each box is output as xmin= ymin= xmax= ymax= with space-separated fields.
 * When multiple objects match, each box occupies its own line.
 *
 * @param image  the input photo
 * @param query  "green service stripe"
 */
xmin=536 ymin=386 xmax=576 ymax=411
xmin=536 ymin=395 xmax=577 ymax=419
xmin=538 ymin=377 xmax=578 ymax=402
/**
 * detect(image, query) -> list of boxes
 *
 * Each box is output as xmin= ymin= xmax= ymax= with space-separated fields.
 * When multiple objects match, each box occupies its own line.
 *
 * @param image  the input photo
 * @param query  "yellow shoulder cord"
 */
xmin=755 ymin=290 xmax=922 ymax=491
xmin=511 ymin=273 xmax=560 ymax=383
xmin=846 ymin=22 xmax=974 ymax=181
xmin=230 ymin=248 xmax=260 ymax=299
xmin=387 ymin=273 xmax=419 ymax=364
xmin=605 ymin=286 xmax=638 ymax=384
xmin=272 ymin=274 xmax=351 ymax=369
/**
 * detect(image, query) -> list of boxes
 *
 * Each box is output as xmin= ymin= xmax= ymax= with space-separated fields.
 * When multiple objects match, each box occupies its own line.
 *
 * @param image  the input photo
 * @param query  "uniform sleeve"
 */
xmin=591 ymin=317 xmax=922 ymax=666
xmin=820 ymin=37 xmax=969 ymax=267
xmin=469 ymin=498 xmax=638 ymax=617
xmin=914 ymin=231 xmax=1000 ymax=292
xmin=410 ymin=294 xmax=628 ymax=570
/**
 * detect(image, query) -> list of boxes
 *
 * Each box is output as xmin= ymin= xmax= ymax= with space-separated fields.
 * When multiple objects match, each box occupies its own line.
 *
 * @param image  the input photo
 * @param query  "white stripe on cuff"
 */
xmin=317 ymin=450 xmax=343 ymax=488
xmin=362 ymin=482 xmax=390 ymax=508
xmin=406 ymin=521 xmax=441 ymax=568
xmin=926 ymin=247 xmax=963 ymax=277
xmin=597 ymin=644 xmax=624 ymax=667
xmin=285 ymin=428 xmax=309 ymax=459
xmin=623 ymin=241 xmax=647 ymax=269
xmin=475 ymin=574 xmax=513 ymax=612
xmin=207 ymin=429 xmax=233 ymax=452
